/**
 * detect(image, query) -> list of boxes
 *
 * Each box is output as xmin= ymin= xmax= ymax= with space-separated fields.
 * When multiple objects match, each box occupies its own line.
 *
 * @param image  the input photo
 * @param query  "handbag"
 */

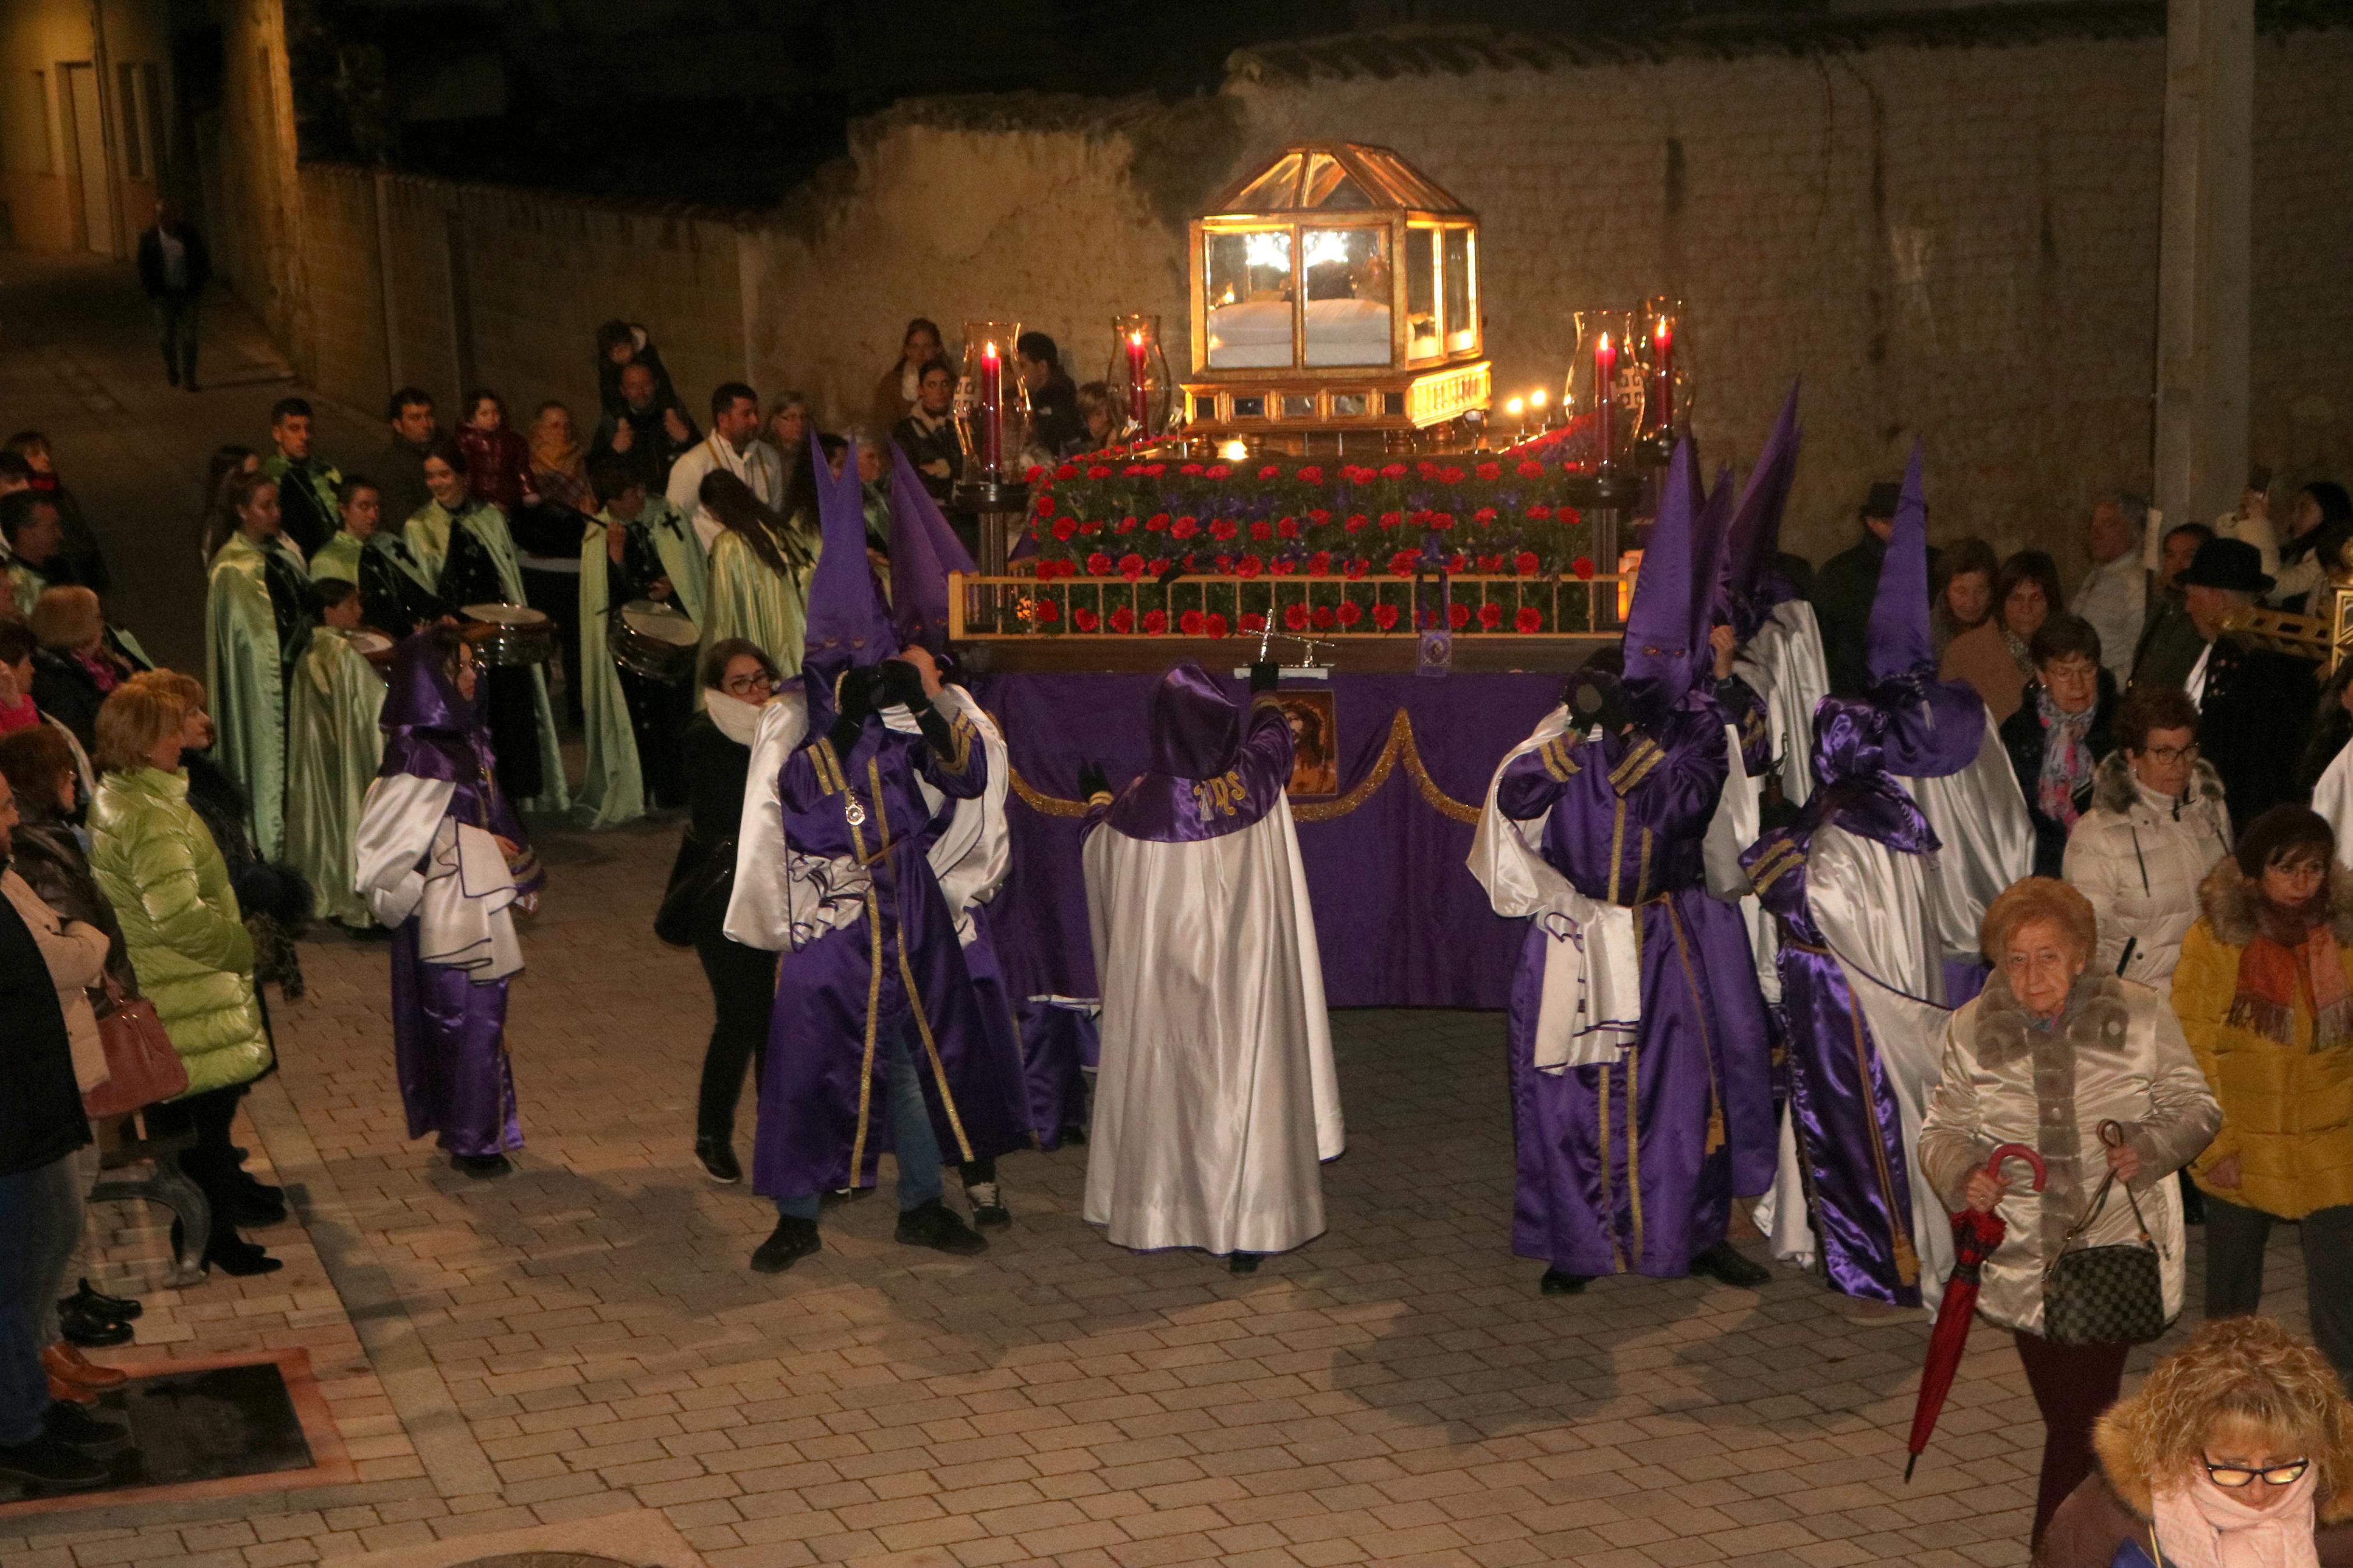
xmin=2042 ymin=1120 xmax=2171 ymax=1347
xmin=654 ymin=831 xmax=734 ymax=948
xmin=81 ymin=983 xmax=190 ymax=1119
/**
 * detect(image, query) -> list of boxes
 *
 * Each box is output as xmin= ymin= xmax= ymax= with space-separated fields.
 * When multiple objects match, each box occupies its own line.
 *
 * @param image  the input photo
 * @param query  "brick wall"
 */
xmin=255 ymin=23 xmax=2353 ymax=578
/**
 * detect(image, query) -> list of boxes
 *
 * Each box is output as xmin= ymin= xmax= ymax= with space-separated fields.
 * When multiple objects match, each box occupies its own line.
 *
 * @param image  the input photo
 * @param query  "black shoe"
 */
xmin=694 ymin=1137 xmax=741 ymax=1185
xmin=964 ymin=1181 xmax=1010 ymax=1228
xmin=0 ymin=1434 xmax=109 ymax=1489
xmin=749 ymin=1215 xmax=820 ymax=1274
xmin=207 ymin=1186 xmax=286 ymax=1229
xmin=65 ymin=1281 xmax=141 ymax=1323
xmin=1229 ymin=1252 xmax=1261 ymax=1275
xmin=58 ymin=1303 xmax=133 ymax=1349
xmin=1058 ymin=1123 xmax=1087 ymax=1147
xmin=895 ymin=1199 xmax=988 ymax=1256
xmin=44 ymin=1402 xmax=130 ymax=1454
xmin=230 ymin=1165 xmax=285 ymax=1208
xmin=452 ymin=1153 xmax=512 ymax=1178
xmin=203 ymin=1229 xmax=283 ymax=1277
xmin=1688 ymin=1241 xmax=1771 ymax=1289
xmin=1539 ymin=1268 xmax=1591 ymax=1296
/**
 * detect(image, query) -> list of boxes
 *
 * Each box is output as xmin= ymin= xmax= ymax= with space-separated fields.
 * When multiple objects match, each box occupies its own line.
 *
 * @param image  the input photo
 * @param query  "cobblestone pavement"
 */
xmin=0 ymin=254 xmax=2315 ymax=1568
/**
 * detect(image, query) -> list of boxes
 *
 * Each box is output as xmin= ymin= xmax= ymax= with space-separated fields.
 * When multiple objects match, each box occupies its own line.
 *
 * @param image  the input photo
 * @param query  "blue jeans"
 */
xmin=776 ymin=1019 xmax=942 ymax=1219
xmin=0 ymin=1152 xmax=86 ymax=1443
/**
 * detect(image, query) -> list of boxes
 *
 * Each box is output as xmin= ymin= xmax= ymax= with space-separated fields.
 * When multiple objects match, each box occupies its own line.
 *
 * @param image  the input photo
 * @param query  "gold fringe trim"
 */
xmin=1004 ymin=708 xmax=1484 ymax=826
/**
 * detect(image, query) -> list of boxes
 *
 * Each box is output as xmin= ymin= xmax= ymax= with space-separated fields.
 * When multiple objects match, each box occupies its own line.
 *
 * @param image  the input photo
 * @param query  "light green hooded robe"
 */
xmin=285 ymin=626 xmax=386 ymax=929
xmin=204 ymin=530 xmax=310 ymax=862
xmin=577 ymin=496 xmax=706 ymax=830
xmin=703 ymin=523 xmax=812 ymax=680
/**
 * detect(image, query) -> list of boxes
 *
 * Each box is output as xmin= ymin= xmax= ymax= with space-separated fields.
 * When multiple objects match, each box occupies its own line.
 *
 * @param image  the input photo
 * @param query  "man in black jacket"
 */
xmin=2180 ymin=537 xmax=2320 ymax=835
xmin=1813 ymin=482 xmax=1904 ymax=696
xmin=135 ymin=200 xmax=210 ymax=392
xmin=0 ymin=772 xmax=116 ymax=1489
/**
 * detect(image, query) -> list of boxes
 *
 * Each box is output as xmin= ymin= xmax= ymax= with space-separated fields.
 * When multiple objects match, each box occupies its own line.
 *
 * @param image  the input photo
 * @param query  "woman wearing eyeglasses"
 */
xmin=2038 ymin=1315 xmax=2353 ymax=1568
xmin=2064 ymin=684 xmax=2232 ymax=988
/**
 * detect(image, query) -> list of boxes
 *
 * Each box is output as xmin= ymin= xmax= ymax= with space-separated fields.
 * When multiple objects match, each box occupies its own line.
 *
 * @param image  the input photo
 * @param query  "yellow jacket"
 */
xmin=2171 ymin=859 xmax=2353 ymax=1219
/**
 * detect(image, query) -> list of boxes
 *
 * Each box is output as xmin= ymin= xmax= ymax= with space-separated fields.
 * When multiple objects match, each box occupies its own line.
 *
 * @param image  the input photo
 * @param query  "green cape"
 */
xmin=704 ymin=527 xmax=811 ymax=679
xmin=204 ymin=532 xmax=308 ymax=862
xmin=577 ymin=497 xmax=707 ymax=830
xmin=284 ymin=627 xmax=386 ymax=927
xmin=308 ymin=528 xmax=365 ymax=585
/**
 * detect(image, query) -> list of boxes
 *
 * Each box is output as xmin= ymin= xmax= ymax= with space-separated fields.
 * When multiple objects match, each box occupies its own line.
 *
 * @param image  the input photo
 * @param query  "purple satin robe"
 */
xmin=751 ymin=707 xmax=1030 ymax=1199
xmin=378 ymin=635 xmax=538 ymax=1158
xmin=1496 ymin=703 xmax=1776 ymax=1278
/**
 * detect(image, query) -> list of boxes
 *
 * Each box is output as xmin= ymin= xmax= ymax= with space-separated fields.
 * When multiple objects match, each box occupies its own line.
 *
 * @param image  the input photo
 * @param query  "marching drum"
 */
xmin=460 ymin=603 xmax=558 ymax=666
xmin=350 ymin=630 xmax=398 ymax=670
xmin=612 ymin=599 xmax=700 ymax=682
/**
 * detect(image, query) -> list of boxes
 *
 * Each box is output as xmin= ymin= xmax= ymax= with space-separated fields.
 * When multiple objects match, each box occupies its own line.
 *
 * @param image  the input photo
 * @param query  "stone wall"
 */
xmin=258 ymin=19 xmax=2353 ymax=576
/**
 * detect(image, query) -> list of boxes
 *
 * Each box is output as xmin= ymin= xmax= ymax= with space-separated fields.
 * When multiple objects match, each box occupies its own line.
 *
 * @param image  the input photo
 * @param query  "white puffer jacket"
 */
xmin=2061 ymin=753 xmax=2231 ymax=987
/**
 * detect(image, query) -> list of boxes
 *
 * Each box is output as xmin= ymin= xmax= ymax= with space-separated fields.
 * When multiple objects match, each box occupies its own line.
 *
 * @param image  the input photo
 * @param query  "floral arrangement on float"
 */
xmin=1002 ymin=417 xmax=1610 ymax=639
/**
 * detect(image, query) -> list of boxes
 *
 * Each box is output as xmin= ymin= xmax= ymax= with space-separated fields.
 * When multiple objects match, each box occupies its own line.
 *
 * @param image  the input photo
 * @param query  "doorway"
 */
xmin=61 ymin=62 xmax=115 ymax=255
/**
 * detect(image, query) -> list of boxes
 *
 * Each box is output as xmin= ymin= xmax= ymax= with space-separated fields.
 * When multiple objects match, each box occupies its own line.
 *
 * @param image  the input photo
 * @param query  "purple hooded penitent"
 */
xmin=1098 ymin=663 xmax=1290 ymax=844
xmin=1865 ymin=443 xmax=1982 ymax=780
xmin=801 ymin=430 xmax=896 ymax=677
xmin=1723 ymin=383 xmax=1803 ymax=640
xmin=887 ymin=443 xmax=976 ymax=657
xmin=1621 ymin=436 xmax=1709 ymax=719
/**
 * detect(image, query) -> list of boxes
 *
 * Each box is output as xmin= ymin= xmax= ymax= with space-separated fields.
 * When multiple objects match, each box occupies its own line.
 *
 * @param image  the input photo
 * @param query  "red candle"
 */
xmin=1651 ymin=315 xmax=1674 ymax=435
xmin=1125 ymin=331 xmax=1149 ymax=429
xmin=980 ymin=339 xmax=1003 ymax=474
xmin=1594 ymin=332 xmax=1617 ymax=465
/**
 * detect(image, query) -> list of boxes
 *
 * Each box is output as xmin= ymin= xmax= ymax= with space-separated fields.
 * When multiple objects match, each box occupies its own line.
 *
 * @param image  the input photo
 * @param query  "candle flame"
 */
xmin=1655 ymin=318 xmax=1670 ymax=342
xmin=1506 ymin=397 xmax=1524 ymax=415
xmin=983 ymin=340 xmax=998 ymax=359
xmin=1598 ymin=332 xmax=1612 ymax=354
xmin=1129 ymin=330 xmax=1144 ymax=347
xmin=1530 ymin=389 xmax=1548 ymax=408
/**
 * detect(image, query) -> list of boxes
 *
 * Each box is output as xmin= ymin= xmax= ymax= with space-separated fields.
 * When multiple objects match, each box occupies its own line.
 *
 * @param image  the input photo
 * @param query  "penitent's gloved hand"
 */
xmin=1249 ymin=662 xmax=1280 ymax=694
xmin=877 ymin=657 xmax=929 ymax=713
xmin=1079 ymin=761 xmax=1110 ymax=800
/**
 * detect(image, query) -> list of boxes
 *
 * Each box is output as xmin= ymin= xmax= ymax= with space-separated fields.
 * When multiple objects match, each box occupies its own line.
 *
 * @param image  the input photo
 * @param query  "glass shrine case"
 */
xmin=1184 ymin=142 xmax=1490 ymax=446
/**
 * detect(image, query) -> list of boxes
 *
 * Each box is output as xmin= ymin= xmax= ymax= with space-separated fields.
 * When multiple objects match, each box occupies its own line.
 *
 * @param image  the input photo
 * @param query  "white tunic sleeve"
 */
xmin=2317 ymin=744 xmax=2353 ymax=872
xmin=354 ymin=773 xmax=458 ymax=927
xmin=723 ymin=690 xmax=809 ymax=951
xmin=925 ymin=689 xmax=1012 ymax=943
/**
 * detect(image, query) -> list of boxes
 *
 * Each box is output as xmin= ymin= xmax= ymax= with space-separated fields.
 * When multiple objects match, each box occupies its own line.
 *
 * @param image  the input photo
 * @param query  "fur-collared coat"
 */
xmin=2035 ymin=1388 xmax=2353 ymax=1568
xmin=1919 ymin=973 xmax=2220 ymax=1336
xmin=2173 ymin=860 xmax=2353 ymax=1218
xmin=2063 ymin=753 xmax=2233 ymax=987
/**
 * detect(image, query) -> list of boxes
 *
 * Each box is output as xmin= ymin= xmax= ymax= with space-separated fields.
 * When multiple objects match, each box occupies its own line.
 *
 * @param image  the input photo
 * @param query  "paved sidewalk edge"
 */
xmin=244 ymin=1075 xmax=504 ymax=1500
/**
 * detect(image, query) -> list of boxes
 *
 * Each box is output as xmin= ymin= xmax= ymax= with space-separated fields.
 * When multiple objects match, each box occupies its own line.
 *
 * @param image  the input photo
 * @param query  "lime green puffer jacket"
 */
xmin=87 ymin=766 xmax=271 ymax=1096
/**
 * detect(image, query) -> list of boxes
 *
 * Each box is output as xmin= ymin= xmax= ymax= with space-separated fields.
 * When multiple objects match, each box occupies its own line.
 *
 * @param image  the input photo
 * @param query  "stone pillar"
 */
xmin=2153 ymin=0 xmax=2253 ymax=529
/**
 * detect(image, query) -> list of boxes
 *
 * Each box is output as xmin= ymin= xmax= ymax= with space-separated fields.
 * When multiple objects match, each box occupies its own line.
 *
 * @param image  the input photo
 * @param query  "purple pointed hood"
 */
xmin=888 ymin=443 xmax=975 ymax=657
xmin=381 ymin=630 xmax=477 ymax=739
xmin=1723 ymin=383 xmax=1802 ymax=639
xmin=1622 ymin=436 xmax=1706 ymax=717
xmin=1691 ymin=460 xmax=1734 ymax=690
xmin=801 ymin=430 xmax=896 ymax=674
xmin=1864 ymin=443 xmax=1985 ymax=778
xmin=1147 ymin=662 xmax=1242 ymax=780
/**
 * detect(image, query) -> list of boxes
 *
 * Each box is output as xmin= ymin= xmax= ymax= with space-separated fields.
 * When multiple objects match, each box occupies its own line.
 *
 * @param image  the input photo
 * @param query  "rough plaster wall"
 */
xmin=2249 ymin=31 xmax=2353 ymax=501
xmin=213 ymin=0 xmax=307 ymax=373
xmin=298 ymin=167 xmax=388 ymax=404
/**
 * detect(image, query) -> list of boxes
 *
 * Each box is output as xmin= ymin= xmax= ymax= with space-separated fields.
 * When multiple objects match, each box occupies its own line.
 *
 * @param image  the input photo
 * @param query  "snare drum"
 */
xmin=612 ymin=599 xmax=700 ymax=682
xmin=460 ymin=603 xmax=557 ymax=666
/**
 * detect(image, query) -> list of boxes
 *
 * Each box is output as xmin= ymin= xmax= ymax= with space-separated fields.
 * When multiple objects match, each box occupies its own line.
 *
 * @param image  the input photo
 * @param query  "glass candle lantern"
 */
xmin=1632 ymin=296 xmax=1690 ymax=461
xmin=953 ymin=319 xmax=1030 ymax=504
xmin=1105 ymin=312 xmax=1174 ymax=440
xmin=1567 ymin=308 xmax=1639 ymax=472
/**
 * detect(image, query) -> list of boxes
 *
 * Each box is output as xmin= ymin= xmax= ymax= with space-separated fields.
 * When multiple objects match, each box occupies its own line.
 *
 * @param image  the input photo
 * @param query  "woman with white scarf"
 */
xmin=668 ymin=639 xmax=782 ymax=1185
xmin=2039 ymin=1315 xmax=2353 ymax=1568
xmin=2002 ymin=614 xmax=2118 ymax=879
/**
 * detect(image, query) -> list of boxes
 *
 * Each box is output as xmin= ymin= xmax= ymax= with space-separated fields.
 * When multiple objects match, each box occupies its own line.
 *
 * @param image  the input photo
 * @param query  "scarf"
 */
xmin=529 ymin=434 xmax=596 ymax=515
xmin=705 ymin=689 xmax=765 ymax=747
xmin=74 ymin=648 xmax=122 ymax=694
xmin=2004 ymin=627 xmax=2036 ymax=677
xmin=2036 ymin=686 xmax=2097 ymax=830
xmin=2152 ymin=1469 xmax=2321 ymax=1568
xmin=2230 ymin=893 xmax=2353 ymax=1049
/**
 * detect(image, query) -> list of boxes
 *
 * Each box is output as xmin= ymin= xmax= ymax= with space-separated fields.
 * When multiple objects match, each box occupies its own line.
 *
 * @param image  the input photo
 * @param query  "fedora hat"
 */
xmin=2178 ymin=536 xmax=2274 ymax=595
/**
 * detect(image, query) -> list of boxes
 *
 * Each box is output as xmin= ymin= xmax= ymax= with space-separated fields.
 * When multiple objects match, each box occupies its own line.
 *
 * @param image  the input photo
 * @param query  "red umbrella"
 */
xmin=1904 ymin=1142 xmax=2047 ymax=1481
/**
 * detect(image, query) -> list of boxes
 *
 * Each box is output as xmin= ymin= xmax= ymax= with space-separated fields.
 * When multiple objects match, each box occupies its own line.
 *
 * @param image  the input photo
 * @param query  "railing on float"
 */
xmin=946 ymin=571 xmax=1632 ymax=641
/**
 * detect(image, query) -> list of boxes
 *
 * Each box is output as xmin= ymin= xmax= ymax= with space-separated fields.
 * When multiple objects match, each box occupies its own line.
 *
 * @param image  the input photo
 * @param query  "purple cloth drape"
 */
xmin=972 ymin=671 xmax=1566 ymax=1009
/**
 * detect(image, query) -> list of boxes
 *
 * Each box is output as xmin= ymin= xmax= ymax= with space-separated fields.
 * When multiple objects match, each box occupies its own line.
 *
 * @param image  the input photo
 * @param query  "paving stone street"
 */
xmin=0 ymin=254 xmax=2315 ymax=1568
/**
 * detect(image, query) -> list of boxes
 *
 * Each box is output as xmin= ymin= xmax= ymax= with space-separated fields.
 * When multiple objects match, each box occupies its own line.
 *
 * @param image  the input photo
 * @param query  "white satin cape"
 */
xmin=1905 ymin=710 xmax=2034 ymax=965
xmin=353 ymin=773 xmax=524 ymax=980
xmin=917 ymin=690 xmax=1011 ymax=944
xmin=1467 ymin=705 xmax=1641 ymax=1067
xmin=1734 ymin=600 xmax=1830 ymax=808
xmin=2317 ymin=743 xmax=2353 ymax=871
xmin=1752 ymin=822 xmax=1955 ymax=1309
xmin=1701 ymin=709 xmax=1781 ymax=1006
xmin=1082 ymin=789 xmax=1343 ymax=1256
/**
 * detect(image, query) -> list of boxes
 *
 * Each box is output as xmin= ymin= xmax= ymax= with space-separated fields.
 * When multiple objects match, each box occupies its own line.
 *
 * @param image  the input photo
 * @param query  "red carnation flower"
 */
xmin=1116 ymin=517 xmax=1138 ymax=534
xmin=1209 ymin=518 xmax=1239 ymax=542
xmin=1379 ymin=510 xmax=1404 ymax=531
xmin=1336 ymin=601 xmax=1363 ymax=627
xmin=1144 ymin=608 xmax=1168 ymax=635
xmin=1074 ymin=606 xmax=1100 ymax=632
xmin=1035 ymin=560 xmax=1057 ymax=581
xmin=1417 ymin=461 xmax=1440 ymax=481
xmin=1085 ymin=552 xmax=1113 ymax=575
xmin=1308 ymin=550 xmax=1332 ymax=575
xmin=1204 ymin=463 xmax=1231 ymax=480
xmin=1250 ymin=520 xmax=1273 ymax=542
xmin=1440 ymin=465 xmax=1465 ymax=485
xmin=1119 ymin=553 xmax=1146 ymax=580
xmin=1380 ymin=461 xmax=1410 ymax=480
xmin=1478 ymin=554 xmax=1503 ymax=572
xmin=1179 ymin=463 xmax=1204 ymax=477
xmin=1572 ymin=556 xmax=1595 ymax=579
xmin=1449 ymin=602 xmax=1471 ymax=630
xmin=1478 ymin=602 xmax=1502 ymax=630
xmin=1277 ymin=516 xmax=1300 ymax=538
xmin=1147 ymin=512 xmax=1171 ymax=531
xmin=1563 ymin=507 xmax=1583 ymax=525
xmin=1142 ymin=463 xmax=1166 ymax=478
xmin=1052 ymin=517 xmax=1078 ymax=542
xmin=1527 ymin=504 xmax=1553 ymax=522
xmin=1258 ymin=464 xmax=1283 ymax=481
xmin=1237 ymin=555 xmax=1264 ymax=578
xmin=1088 ymin=465 xmax=1113 ymax=479
xmin=1034 ymin=598 xmax=1061 ymax=625
xmin=1344 ymin=513 xmax=1369 ymax=533
xmin=1179 ymin=609 xmax=1205 ymax=636
xmin=1171 ymin=516 xmax=1200 ymax=540
xmin=1284 ymin=603 xmax=1310 ymax=632
xmin=1055 ymin=463 xmax=1079 ymax=481
xmin=1123 ymin=464 xmax=1148 ymax=478
xmin=1297 ymin=465 xmax=1324 ymax=484
xmin=1474 ymin=506 xmax=1497 ymax=525
xmin=1270 ymin=559 xmax=1296 ymax=576
xmin=1110 ymin=605 xmax=1135 ymax=634
xmin=1431 ymin=512 xmax=1456 ymax=530
xmin=1213 ymin=554 xmax=1234 ymax=574
xmin=1080 ymin=521 xmax=1105 ymax=536
xmin=1205 ymin=612 xmax=1229 ymax=639
xmin=1389 ymin=550 xmax=1421 ymax=578
xmin=1476 ymin=461 xmax=1502 ymax=481
xmin=1240 ymin=613 xmax=1266 ymax=634
xmin=1516 ymin=606 xmax=1543 ymax=634
xmin=1447 ymin=553 xmax=1469 ymax=573
xmin=1516 ymin=460 xmax=1545 ymax=479
xmin=1025 ymin=464 xmax=1049 ymax=483
xmin=1307 ymin=507 xmax=1331 ymax=525
xmin=1035 ymin=491 xmax=1057 ymax=516
xmin=1344 ymin=558 xmax=1370 ymax=580
xmin=1311 ymin=604 xmax=1336 ymax=631
xmin=1516 ymin=552 xmax=1541 ymax=575
xmin=1372 ymin=602 xmax=1400 ymax=631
